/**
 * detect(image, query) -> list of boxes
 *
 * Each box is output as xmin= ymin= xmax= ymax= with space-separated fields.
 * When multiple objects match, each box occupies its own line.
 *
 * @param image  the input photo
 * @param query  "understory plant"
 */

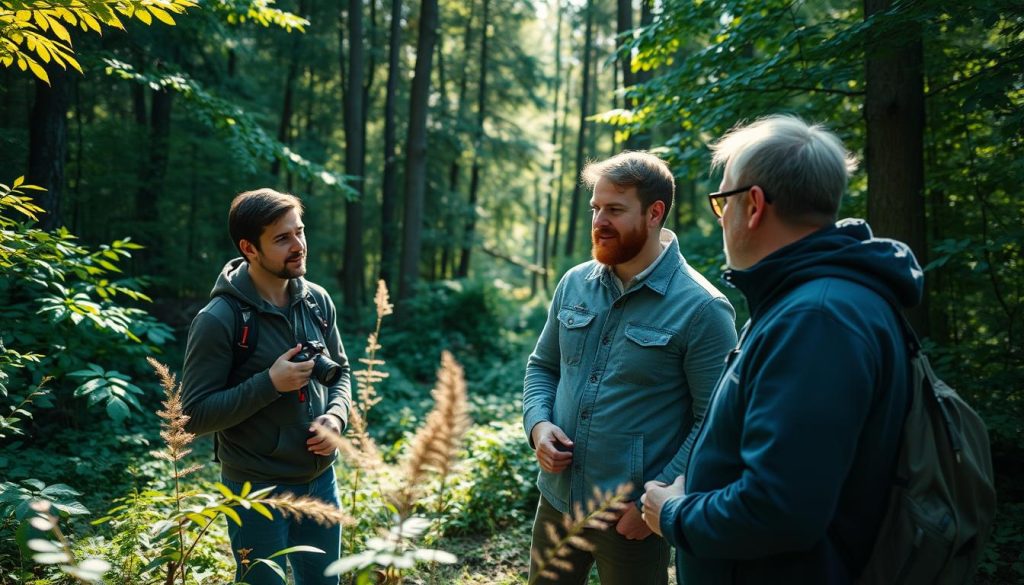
xmin=319 ymin=280 xmax=473 ymax=583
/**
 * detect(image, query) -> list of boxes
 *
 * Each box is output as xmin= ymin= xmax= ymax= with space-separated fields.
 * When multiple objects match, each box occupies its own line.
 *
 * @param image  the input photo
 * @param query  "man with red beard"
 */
xmin=182 ymin=188 xmax=350 ymax=584
xmin=523 ymin=152 xmax=737 ymax=584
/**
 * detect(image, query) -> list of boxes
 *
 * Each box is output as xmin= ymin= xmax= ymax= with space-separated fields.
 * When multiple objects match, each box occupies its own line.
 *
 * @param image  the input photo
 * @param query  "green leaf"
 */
xmin=247 ymin=559 xmax=286 ymax=582
xmin=266 ymin=545 xmax=324 ymax=559
xmin=105 ymin=397 xmax=130 ymax=422
xmin=216 ymin=505 xmax=241 ymax=526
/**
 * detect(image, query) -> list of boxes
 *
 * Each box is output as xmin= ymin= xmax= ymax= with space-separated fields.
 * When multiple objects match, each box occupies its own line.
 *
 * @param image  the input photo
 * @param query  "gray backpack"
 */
xmin=857 ymin=311 xmax=996 ymax=584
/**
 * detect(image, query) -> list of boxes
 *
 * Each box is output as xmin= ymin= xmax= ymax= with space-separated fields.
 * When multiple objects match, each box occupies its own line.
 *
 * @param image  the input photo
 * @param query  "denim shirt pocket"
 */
xmin=623 ymin=323 xmax=674 ymax=371
xmin=557 ymin=307 xmax=596 ymax=366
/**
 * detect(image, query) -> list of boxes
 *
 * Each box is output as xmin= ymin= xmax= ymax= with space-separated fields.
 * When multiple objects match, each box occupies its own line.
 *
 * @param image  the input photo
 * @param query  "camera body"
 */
xmin=291 ymin=340 xmax=343 ymax=386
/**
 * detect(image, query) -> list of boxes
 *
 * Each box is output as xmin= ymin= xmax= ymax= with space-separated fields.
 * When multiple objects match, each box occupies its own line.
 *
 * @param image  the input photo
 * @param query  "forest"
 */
xmin=0 ymin=0 xmax=1021 ymax=583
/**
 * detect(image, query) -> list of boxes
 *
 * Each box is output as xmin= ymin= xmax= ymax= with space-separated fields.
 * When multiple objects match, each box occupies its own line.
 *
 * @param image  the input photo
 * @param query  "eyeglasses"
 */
xmin=707 ymin=185 xmax=772 ymax=218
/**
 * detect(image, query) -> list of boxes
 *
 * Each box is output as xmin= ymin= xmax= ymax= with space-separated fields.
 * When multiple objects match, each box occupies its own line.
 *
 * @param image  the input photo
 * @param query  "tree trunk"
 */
xmin=542 ymin=0 xmax=564 ymax=292
xmin=380 ymin=0 xmax=403 ymax=288
xmin=270 ymin=29 xmax=302 ymax=177
xmin=398 ymin=0 xmax=439 ymax=302
xmin=457 ymin=0 xmax=490 ymax=278
xmin=617 ymin=0 xmax=639 ymax=150
xmin=630 ymin=0 xmax=654 ymax=150
xmin=864 ymin=0 xmax=928 ymax=333
xmin=565 ymin=1 xmax=593 ymax=259
xmin=342 ymin=0 xmax=367 ymax=308
xmin=27 ymin=66 xmax=71 ymax=230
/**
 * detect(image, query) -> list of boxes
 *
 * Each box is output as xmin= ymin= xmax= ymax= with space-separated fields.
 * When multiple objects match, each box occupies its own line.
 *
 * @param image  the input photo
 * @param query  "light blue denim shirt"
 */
xmin=523 ymin=229 xmax=738 ymax=513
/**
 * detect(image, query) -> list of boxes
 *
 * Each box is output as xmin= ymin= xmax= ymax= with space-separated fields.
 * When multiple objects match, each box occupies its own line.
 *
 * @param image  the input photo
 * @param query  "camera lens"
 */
xmin=312 ymin=354 xmax=342 ymax=386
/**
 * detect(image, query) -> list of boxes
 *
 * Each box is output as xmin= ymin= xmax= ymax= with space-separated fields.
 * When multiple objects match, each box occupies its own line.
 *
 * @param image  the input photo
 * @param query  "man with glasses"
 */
xmin=641 ymin=115 xmax=922 ymax=584
xmin=523 ymin=151 xmax=737 ymax=584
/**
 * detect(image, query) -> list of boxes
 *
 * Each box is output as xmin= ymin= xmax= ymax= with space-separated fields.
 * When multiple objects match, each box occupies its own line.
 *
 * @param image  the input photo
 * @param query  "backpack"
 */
xmin=856 ymin=309 xmax=996 ymax=584
xmin=216 ymin=292 xmax=330 ymax=379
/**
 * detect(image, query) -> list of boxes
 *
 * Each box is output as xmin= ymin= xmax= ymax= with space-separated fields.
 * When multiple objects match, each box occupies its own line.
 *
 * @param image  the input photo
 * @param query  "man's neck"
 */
xmin=612 ymin=231 xmax=664 ymax=284
xmin=248 ymin=264 xmax=291 ymax=308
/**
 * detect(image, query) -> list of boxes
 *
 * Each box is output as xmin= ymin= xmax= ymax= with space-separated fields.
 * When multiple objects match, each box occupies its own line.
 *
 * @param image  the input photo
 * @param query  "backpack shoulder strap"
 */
xmin=303 ymin=292 xmax=330 ymax=339
xmin=214 ymin=293 xmax=259 ymax=381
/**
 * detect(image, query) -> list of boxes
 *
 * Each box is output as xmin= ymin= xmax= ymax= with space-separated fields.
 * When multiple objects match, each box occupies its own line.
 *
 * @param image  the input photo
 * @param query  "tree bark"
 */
xmin=565 ymin=1 xmax=593 ymax=259
xmin=630 ymin=0 xmax=654 ymax=150
xmin=864 ymin=0 xmax=928 ymax=333
xmin=380 ymin=0 xmax=404 ymax=288
xmin=457 ymin=0 xmax=490 ymax=278
xmin=27 ymin=66 xmax=71 ymax=230
xmin=398 ymin=0 xmax=439 ymax=302
xmin=617 ymin=0 xmax=639 ymax=150
xmin=342 ymin=0 xmax=367 ymax=308
xmin=542 ymin=0 xmax=564 ymax=292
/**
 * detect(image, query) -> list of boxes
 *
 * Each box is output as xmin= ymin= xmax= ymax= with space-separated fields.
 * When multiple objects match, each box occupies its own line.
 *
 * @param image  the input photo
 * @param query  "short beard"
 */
xmin=591 ymin=224 xmax=647 ymax=266
xmin=261 ymin=255 xmax=305 ymax=279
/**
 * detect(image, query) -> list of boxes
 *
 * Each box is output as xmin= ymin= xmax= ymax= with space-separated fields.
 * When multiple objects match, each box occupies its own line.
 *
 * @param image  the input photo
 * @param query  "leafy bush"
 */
xmin=0 ymin=177 xmax=174 ymax=435
xmin=441 ymin=420 xmax=539 ymax=536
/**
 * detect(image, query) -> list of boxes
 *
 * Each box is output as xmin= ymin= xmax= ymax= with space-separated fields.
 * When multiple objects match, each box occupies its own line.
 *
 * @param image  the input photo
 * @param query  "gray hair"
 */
xmin=581 ymin=151 xmax=675 ymax=226
xmin=710 ymin=115 xmax=858 ymax=225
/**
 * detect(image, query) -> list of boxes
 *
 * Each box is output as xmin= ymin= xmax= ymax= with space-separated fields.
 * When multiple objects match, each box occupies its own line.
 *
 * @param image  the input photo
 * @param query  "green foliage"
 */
xmin=102 ymin=58 xmax=356 ymax=196
xmin=0 ymin=0 xmax=198 ymax=83
xmin=441 ymin=420 xmax=538 ymax=536
xmin=0 ymin=178 xmax=173 ymax=429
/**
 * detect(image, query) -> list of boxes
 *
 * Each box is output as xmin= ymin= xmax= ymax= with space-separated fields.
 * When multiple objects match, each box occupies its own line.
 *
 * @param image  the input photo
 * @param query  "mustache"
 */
xmin=592 ymin=227 xmax=619 ymax=238
xmin=287 ymin=253 xmax=304 ymax=261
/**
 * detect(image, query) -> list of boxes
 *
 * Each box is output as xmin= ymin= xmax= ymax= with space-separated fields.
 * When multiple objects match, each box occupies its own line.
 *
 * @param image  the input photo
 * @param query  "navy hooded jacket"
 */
xmin=661 ymin=219 xmax=924 ymax=584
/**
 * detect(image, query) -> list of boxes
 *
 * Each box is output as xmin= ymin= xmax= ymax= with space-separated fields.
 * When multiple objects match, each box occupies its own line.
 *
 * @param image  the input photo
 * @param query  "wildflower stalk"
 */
xmin=528 ymin=484 xmax=632 ymax=585
xmin=148 ymin=358 xmax=195 ymax=585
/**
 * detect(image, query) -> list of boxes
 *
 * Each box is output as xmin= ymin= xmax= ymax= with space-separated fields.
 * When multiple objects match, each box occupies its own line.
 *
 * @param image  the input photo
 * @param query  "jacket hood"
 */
xmin=211 ymin=257 xmax=310 ymax=311
xmin=724 ymin=218 xmax=924 ymax=320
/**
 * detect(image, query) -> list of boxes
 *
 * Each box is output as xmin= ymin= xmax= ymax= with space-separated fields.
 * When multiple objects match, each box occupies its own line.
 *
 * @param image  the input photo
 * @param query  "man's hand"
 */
xmin=615 ymin=502 xmax=653 ymax=540
xmin=307 ymin=414 xmax=342 ymax=456
xmin=269 ymin=344 xmax=314 ymax=392
xmin=530 ymin=421 xmax=574 ymax=473
xmin=641 ymin=475 xmax=685 ymax=537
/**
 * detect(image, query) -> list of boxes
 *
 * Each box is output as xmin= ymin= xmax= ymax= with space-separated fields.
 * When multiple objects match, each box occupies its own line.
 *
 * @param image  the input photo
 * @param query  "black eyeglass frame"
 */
xmin=707 ymin=185 xmax=772 ymax=218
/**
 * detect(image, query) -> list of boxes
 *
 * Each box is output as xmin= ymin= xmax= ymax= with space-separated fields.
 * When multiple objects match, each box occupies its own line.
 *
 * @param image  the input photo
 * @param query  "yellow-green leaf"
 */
xmin=135 ymin=9 xmax=152 ymax=25
xmin=46 ymin=16 xmax=71 ymax=42
xmin=216 ymin=505 xmax=241 ymax=526
xmin=28 ymin=59 xmax=48 ymax=83
xmin=33 ymin=11 xmax=49 ymax=32
xmin=79 ymin=12 xmax=100 ymax=32
xmin=148 ymin=6 xmax=176 ymax=26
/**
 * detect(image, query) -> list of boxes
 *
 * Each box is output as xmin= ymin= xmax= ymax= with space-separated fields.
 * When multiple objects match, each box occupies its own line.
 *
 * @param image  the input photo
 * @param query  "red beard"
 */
xmin=591 ymin=223 xmax=647 ymax=266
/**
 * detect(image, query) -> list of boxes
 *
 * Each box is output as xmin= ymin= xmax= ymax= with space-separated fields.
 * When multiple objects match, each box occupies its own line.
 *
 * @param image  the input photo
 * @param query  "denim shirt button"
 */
xmin=588 ymin=374 xmax=598 ymax=383
xmin=568 ymin=317 xmax=574 ymax=324
xmin=602 ymin=335 xmax=611 ymax=345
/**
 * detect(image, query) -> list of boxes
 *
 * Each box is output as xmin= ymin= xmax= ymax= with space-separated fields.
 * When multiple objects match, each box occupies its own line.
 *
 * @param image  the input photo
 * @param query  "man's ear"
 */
xmin=747 ymin=186 xmax=769 ymax=230
xmin=648 ymin=200 xmax=666 ymax=228
xmin=239 ymin=238 xmax=259 ymax=262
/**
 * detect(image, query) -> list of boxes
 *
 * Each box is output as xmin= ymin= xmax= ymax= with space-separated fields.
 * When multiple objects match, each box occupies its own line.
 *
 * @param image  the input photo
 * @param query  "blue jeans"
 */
xmin=221 ymin=469 xmax=341 ymax=585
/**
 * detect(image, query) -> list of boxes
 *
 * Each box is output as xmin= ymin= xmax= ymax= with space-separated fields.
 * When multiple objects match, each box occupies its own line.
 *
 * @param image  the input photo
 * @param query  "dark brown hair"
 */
xmin=228 ymin=188 xmax=304 ymax=256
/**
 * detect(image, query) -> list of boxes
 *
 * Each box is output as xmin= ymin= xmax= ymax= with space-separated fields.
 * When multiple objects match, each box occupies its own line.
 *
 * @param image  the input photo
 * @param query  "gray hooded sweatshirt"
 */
xmin=181 ymin=258 xmax=351 ymax=484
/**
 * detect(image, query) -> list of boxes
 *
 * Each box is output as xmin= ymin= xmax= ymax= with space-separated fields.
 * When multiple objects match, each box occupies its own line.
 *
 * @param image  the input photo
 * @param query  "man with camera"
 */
xmin=182 ymin=188 xmax=350 ymax=584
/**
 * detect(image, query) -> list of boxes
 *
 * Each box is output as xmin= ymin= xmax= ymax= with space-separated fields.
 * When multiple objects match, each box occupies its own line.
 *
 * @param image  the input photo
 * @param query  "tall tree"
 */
xmin=457 ymin=0 xmax=490 ymax=278
xmin=864 ymin=0 xmax=927 ymax=332
xmin=565 ymin=1 xmax=594 ymax=258
xmin=543 ymin=0 xmax=564 ymax=290
xmin=26 ymin=65 xmax=70 ymax=230
xmin=398 ymin=0 xmax=439 ymax=302
xmin=342 ymin=0 xmax=367 ymax=308
xmin=616 ymin=0 xmax=638 ymax=149
xmin=270 ymin=1 xmax=306 ymax=178
xmin=380 ymin=0 xmax=404 ymax=288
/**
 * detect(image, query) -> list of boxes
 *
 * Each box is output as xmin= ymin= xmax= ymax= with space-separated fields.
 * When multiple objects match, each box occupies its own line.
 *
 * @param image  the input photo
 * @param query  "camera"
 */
xmin=291 ymin=341 xmax=343 ymax=386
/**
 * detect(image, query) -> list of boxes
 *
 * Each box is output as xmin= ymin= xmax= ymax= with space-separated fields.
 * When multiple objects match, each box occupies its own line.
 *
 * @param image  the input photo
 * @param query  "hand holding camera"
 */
xmin=270 ymin=342 xmax=344 ymax=393
xmin=270 ymin=344 xmax=315 ymax=392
